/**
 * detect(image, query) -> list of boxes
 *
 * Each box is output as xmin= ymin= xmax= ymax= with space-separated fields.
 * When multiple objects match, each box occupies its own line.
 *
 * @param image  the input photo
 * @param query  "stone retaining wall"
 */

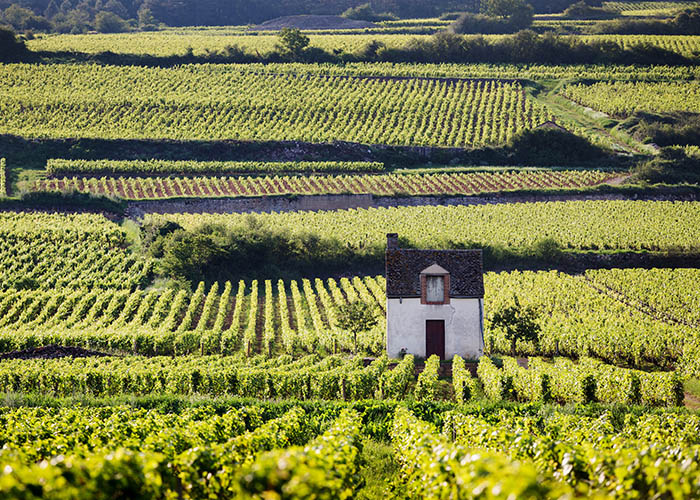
xmin=125 ymin=191 xmax=699 ymax=217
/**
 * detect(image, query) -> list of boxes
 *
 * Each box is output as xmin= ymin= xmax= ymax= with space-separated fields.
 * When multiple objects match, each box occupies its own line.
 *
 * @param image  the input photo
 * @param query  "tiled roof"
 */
xmin=385 ymin=248 xmax=484 ymax=298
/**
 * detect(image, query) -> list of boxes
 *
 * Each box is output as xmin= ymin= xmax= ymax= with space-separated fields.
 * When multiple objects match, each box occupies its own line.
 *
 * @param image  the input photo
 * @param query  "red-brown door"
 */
xmin=426 ymin=320 xmax=445 ymax=360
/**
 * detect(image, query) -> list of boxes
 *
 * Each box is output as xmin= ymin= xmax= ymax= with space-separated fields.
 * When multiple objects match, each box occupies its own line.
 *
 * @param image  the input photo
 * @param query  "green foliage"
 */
xmin=507 ymin=127 xmax=608 ymax=165
xmin=490 ymin=295 xmax=540 ymax=355
xmin=452 ymin=0 xmax=533 ymax=33
xmin=392 ymin=408 xmax=567 ymax=498
xmin=634 ymin=147 xmax=700 ymax=184
xmin=623 ymin=111 xmax=700 ymax=148
xmin=335 ymin=301 xmax=378 ymax=354
xmin=94 ymin=11 xmax=129 ymax=33
xmin=147 ymin=221 xmax=369 ymax=286
xmin=0 ymin=158 xmax=6 ymax=197
xmin=451 ymin=355 xmax=479 ymax=403
xmin=414 ymin=355 xmax=440 ymax=401
xmin=342 ymin=3 xmax=396 ymax=22
xmin=563 ymin=1 xmax=618 ymax=19
xmin=233 ymin=409 xmax=363 ymax=499
xmin=46 ymin=159 xmax=385 ymax=175
xmin=275 ymin=27 xmax=310 ymax=60
xmin=442 ymin=409 xmax=700 ymax=497
xmin=2 ymin=5 xmax=51 ymax=32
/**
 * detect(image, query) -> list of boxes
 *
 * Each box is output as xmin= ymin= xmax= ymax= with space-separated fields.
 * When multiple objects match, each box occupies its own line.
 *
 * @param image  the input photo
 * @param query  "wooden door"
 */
xmin=426 ymin=320 xmax=445 ymax=360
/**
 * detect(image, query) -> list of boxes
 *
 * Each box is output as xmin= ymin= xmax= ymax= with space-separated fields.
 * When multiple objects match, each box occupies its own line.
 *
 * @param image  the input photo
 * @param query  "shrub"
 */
xmin=563 ymin=1 xmax=617 ymax=20
xmin=342 ymin=3 xmax=396 ymax=22
xmin=452 ymin=0 xmax=533 ymax=34
xmin=633 ymin=147 xmax=700 ymax=184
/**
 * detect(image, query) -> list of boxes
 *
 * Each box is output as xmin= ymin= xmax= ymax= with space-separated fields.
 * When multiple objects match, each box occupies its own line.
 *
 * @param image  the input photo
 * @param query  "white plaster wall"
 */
xmin=386 ymin=298 xmax=484 ymax=360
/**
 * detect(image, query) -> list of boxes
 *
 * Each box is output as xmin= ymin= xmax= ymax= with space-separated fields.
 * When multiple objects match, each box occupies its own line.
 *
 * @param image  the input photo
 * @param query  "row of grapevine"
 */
xmin=46 ymin=159 xmax=385 ymax=175
xmin=561 ymin=80 xmax=700 ymax=116
xmin=585 ymin=267 xmax=700 ymax=327
xmin=0 ymin=158 xmax=6 ymax=197
xmin=451 ymin=355 xmax=480 ymax=402
xmin=414 ymin=354 xmax=440 ymax=401
xmin=32 ymin=169 xmax=619 ymax=200
xmin=0 ymin=212 xmax=151 ymax=290
xmin=442 ymin=409 xmax=700 ymax=497
xmin=602 ymin=1 xmax=692 ymax=12
xmin=0 ymin=66 xmax=552 ymax=147
xmin=392 ymin=408 xmax=569 ymax=498
xmin=155 ymin=200 xmax=700 ymax=254
xmin=0 ymin=407 xmax=362 ymax=499
xmin=0 ymin=355 xmax=397 ymax=400
xmin=1 ymin=267 xmax=699 ymax=374
xmin=485 ymin=269 xmax=700 ymax=376
xmin=481 ymin=355 xmax=684 ymax=406
xmin=0 ymin=405 xmax=258 ymax=462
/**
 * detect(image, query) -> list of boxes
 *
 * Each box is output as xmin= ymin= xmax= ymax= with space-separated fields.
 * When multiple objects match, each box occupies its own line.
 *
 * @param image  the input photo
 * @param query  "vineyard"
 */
xmin=0 ymin=204 xmax=699 ymax=496
xmin=0 ymin=65 xmax=551 ymax=146
xmin=25 ymin=30 xmax=700 ymax=59
xmin=1 ymin=403 xmax=698 ymax=498
xmin=45 ymin=159 xmax=385 ymax=175
xmin=3 ymin=15 xmax=700 ymax=497
xmin=152 ymin=200 xmax=700 ymax=252
xmin=562 ymin=80 xmax=700 ymax=116
xmin=0 ymin=212 xmax=151 ymax=290
xmin=0 ymin=238 xmax=697 ymax=375
xmin=602 ymin=1 xmax=696 ymax=13
xmin=31 ymin=170 xmax=619 ymax=199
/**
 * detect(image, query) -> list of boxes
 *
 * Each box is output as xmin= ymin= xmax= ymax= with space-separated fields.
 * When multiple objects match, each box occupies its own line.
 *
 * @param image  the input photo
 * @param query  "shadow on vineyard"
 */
xmin=0 ymin=128 xmax=626 ymax=174
xmin=142 ymin=219 xmax=384 ymax=287
xmin=142 ymin=220 xmax=700 ymax=290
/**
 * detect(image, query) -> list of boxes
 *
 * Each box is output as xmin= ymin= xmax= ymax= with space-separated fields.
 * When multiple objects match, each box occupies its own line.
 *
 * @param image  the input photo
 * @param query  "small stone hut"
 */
xmin=385 ymin=233 xmax=485 ymax=360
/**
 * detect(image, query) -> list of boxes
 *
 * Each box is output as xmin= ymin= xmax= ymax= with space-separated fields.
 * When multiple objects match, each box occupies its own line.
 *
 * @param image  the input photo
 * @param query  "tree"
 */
xmin=274 ymin=27 xmax=309 ymax=61
xmin=481 ymin=0 xmax=533 ymax=25
xmin=335 ymin=301 xmax=378 ymax=354
xmin=94 ymin=10 xmax=128 ymax=32
xmin=342 ymin=3 xmax=396 ymax=22
xmin=3 ymin=4 xmax=52 ymax=31
xmin=104 ymin=0 xmax=128 ymax=19
xmin=137 ymin=6 xmax=157 ymax=30
xmin=490 ymin=295 xmax=540 ymax=356
xmin=44 ymin=0 xmax=60 ymax=19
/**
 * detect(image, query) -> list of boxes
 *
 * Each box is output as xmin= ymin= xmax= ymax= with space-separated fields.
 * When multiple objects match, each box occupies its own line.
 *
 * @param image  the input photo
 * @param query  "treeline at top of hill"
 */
xmin=2 ymin=0 xmax=699 ymax=35
xmin=0 ymin=0 xmax=588 ymax=32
